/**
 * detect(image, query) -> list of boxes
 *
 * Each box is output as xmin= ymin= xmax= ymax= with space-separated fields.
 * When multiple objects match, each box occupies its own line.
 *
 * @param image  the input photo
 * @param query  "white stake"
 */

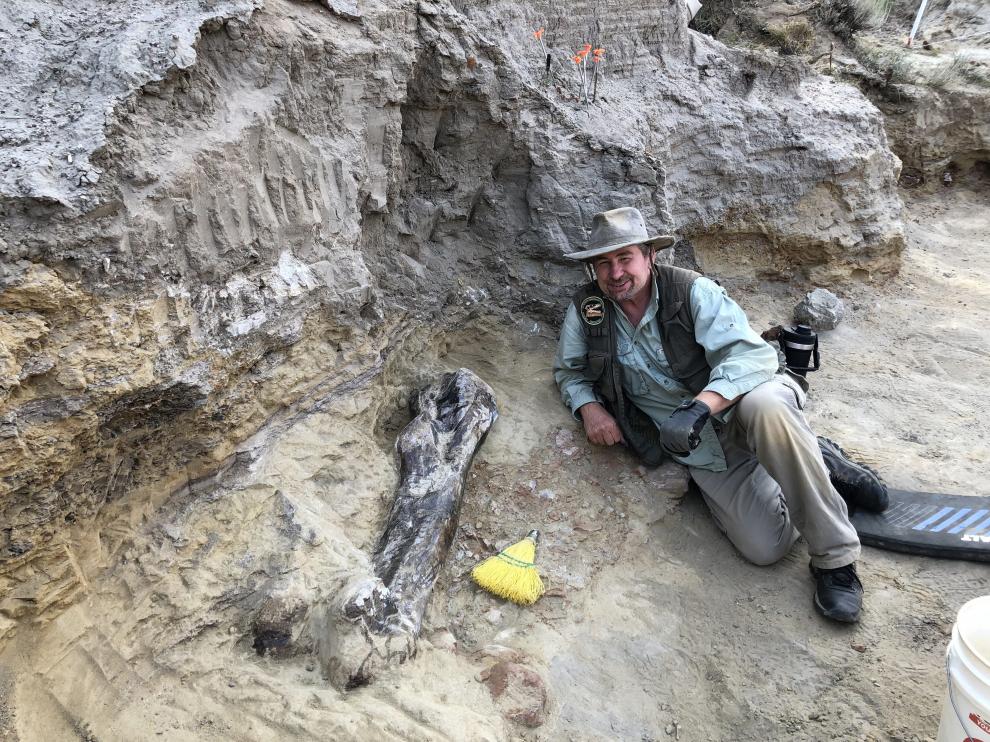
xmin=907 ymin=0 xmax=930 ymax=47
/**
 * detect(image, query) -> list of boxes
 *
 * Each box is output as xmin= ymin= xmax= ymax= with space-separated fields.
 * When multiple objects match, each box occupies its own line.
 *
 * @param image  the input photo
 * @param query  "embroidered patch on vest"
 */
xmin=580 ymin=296 xmax=605 ymax=326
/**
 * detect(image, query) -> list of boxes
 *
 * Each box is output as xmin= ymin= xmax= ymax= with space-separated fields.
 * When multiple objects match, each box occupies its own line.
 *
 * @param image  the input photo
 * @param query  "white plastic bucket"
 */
xmin=936 ymin=595 xmax=990 ymax=742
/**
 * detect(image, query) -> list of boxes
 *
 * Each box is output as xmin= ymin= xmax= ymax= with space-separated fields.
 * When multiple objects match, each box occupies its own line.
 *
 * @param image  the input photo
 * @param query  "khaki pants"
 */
xmin=689 ymin=375 xmax=861 ymax=570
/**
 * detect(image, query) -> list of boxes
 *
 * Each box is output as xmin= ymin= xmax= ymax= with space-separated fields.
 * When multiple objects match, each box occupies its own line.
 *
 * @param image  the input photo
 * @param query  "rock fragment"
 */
xmin=794 ymin=288 xmax=845 ymax=330
xmin=480 ymin=661 xmax=548 ymax=728
xmin=481 ymin=644 xmax=523 ymax=662
xmin=322 ymin=0 xmax=362 ymax=20
xmin=252 ymin=595 xmax=307 ymax=658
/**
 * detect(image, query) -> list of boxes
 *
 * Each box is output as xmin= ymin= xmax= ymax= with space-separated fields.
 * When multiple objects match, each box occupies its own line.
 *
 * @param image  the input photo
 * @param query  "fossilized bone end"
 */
xmin=311 ymin=575 xmax=417 ymax=690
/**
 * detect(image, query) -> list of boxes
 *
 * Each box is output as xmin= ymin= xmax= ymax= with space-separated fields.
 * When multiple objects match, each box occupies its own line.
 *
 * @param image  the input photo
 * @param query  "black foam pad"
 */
xmin=850 ymin=490 xmax=990 ymax=562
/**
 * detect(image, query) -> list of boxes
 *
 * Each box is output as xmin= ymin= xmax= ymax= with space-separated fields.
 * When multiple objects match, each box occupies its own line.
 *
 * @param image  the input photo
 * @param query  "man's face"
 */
xmin=591 ymin=245 xmax=654 ymax=302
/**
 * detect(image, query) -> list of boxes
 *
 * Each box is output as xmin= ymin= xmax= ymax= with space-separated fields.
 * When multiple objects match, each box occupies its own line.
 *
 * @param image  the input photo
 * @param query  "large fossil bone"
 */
xmin=316 ymin=368 xmax=497 ymax=689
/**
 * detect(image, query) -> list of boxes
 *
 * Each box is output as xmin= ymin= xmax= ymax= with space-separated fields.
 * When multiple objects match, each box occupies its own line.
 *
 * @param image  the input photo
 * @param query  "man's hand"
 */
xmin=579 ymin=402 xmax=625 ymax=447
xmin=659 ymin=399 xmax=711 ymax=455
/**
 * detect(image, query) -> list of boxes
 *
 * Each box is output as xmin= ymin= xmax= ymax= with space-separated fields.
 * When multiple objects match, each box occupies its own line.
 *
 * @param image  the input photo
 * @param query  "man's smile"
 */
xmin=590 ymin=243 xmax=654 ymax=306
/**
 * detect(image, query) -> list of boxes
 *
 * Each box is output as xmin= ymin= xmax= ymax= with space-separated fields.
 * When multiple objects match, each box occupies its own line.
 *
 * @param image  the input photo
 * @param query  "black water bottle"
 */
xmin=779 ymin=325 xmax=820 ymax=377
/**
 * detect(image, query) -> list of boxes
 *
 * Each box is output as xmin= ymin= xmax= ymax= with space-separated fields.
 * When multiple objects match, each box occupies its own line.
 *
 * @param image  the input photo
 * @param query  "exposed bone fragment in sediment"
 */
xmin=313 ymin=368 xmax=497 ymax=689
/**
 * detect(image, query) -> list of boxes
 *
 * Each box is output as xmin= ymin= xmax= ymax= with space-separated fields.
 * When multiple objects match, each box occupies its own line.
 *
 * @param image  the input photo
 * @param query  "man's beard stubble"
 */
xmin=605 ymin=277 xmax=639 ymax=303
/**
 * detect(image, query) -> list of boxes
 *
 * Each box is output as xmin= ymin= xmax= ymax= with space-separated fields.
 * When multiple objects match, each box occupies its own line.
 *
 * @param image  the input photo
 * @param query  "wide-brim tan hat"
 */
xmin=565 ymin=206 xmax=676 ymax=261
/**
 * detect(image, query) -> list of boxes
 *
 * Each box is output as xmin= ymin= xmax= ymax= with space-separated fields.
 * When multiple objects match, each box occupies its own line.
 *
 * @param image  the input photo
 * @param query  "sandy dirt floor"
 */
xmin=1 ymin=178 xmax=988 ymax=741
xmin=429 ymin=174 xmax=990 ymax=740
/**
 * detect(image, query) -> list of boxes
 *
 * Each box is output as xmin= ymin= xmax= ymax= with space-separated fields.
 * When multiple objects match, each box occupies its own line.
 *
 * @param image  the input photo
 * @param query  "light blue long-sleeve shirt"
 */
xmin=553 ymin=276 xmax=780 ymax=472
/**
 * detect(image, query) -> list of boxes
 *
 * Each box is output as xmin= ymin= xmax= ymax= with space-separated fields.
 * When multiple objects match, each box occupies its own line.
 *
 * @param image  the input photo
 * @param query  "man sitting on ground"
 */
xmin=553 ymin=207 xmax=887 ymax=623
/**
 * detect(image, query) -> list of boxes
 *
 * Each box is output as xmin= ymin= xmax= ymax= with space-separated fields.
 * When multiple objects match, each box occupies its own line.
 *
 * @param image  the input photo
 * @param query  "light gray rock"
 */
xmin=795 ymin=288 xmax=846 ymax=330
xmin=694 ymin=0 xmax=990 ymax=187
xmin=0 ymin=0 xmax=262 ymax=209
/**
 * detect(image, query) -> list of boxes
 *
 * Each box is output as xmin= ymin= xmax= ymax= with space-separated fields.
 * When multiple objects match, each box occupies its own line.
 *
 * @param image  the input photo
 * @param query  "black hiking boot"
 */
xmin=818 ymin=436 xmax=889 ymax=513
xmin=810 ymin=562 xmax=863 ymax=624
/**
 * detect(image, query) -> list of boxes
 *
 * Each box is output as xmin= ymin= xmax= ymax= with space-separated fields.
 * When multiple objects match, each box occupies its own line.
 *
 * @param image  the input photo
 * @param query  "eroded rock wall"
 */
xmin=692 ymin=0 xmax=990 ymax=184
xmin=1 ymin=0 xmax=408 ymax=638
xmin=0 ymin=0 xmax=903 ymax=639
xmin=883 ymin=0 xmax=990 ymax=179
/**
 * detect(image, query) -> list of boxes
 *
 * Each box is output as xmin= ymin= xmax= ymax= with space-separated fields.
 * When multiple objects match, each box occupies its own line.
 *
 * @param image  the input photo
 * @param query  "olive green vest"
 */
xmin=571 ymin=265 xmax=712 ymax=466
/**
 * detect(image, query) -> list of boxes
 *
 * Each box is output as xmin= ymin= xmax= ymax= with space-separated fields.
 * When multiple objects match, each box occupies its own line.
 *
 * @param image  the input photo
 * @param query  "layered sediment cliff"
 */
xmin=0 ymin=0 xmax=903 ymax=644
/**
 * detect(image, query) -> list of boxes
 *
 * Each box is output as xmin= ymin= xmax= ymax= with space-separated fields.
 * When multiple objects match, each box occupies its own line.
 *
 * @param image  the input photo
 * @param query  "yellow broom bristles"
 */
xmin=471 ymin=531 xmax=545 ymax=606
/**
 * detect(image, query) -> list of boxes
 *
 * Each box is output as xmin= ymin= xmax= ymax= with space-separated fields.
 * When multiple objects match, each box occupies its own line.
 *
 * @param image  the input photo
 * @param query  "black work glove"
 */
xmin=659 ymin=399 xmax=711 ymax=456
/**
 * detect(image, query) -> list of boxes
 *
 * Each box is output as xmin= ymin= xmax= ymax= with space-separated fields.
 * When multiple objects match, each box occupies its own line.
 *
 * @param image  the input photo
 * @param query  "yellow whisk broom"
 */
xmin=471 ymin=529 xmax=545 ymax=605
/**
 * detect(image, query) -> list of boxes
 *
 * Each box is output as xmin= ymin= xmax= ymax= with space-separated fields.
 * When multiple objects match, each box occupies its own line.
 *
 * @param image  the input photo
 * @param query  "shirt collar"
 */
xmin=643 ymin=275 xmax=660 ymax=325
